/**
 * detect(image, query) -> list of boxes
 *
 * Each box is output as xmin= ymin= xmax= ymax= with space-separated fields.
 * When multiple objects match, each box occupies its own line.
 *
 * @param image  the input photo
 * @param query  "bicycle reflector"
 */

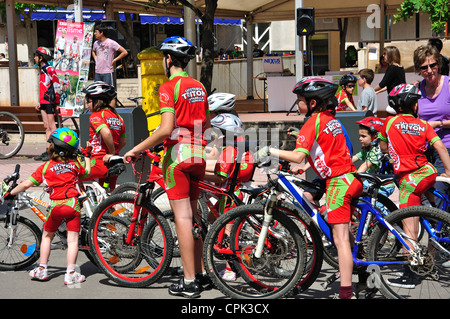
xmin=296 ymin=7 xmax=315 ymax=36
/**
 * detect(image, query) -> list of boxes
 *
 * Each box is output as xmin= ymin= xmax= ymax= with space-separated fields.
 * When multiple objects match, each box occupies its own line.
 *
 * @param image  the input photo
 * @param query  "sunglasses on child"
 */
xmin=347 ymin=84 xmax=356 ymax=88
xmin=419 ymin=62 xmax=438 ymax=71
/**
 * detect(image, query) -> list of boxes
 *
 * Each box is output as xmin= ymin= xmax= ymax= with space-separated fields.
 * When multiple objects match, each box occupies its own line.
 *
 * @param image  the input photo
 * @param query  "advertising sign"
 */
xmin=53 ymin=20 xmax=94 ymax=117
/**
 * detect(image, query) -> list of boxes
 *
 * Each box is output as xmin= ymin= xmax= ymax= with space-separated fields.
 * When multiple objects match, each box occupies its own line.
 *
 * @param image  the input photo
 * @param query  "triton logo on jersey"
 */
xmin=182 ymin=87 xmax=206 ymax=103
xmin=49 ymin=163 xmax=76 ymax=175
xmin=322 ymin=119 xmax=343 ymax=137
xmin=394 ymin=122 xmax=425 ymax=136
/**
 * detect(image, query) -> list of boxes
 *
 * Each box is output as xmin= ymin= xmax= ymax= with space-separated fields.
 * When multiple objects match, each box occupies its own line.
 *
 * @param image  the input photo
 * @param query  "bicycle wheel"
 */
xmin=203 ymin=204 xmax=307 ymax=299
xmin=110 ymin=182 xmax=139 ymax=196
xmin=0 ymin=112 xmax=25 ymax=159
xmin=266 ymin=201 xmax=324 ymax=294
xmin=89 ymin=193 xmax=174 ymax=287
xmin=367 ymin=206 xmax=450 ymax=299
xmin=0 ymin=214 xmax=42 ymax=270
xmin=323 ymin=193 xmax=398 ymax=269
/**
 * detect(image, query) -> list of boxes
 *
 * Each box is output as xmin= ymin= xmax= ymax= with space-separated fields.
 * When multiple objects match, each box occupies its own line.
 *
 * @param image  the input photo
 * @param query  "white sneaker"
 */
xmin=29 ymin=266 xmax=49 ymax=281
xmin=221 ymin=269 xmax=236 ymax=281
xmin=64 ymin=271 xmax=85 ymax=285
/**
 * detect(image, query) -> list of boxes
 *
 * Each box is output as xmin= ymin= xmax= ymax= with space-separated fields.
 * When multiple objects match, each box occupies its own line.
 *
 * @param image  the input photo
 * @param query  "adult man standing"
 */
xmin=92 ymin=24 xmax=128 ymax=87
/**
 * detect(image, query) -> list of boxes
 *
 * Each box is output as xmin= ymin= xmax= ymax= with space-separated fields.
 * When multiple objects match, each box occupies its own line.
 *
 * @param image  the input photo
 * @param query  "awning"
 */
xmin=23 ymin=8 xmax=241 ymax=25
xmin=23 ymin=8 xmax=128 ymax=21
xmin=139 ymin=15 xmax=241 ymax=26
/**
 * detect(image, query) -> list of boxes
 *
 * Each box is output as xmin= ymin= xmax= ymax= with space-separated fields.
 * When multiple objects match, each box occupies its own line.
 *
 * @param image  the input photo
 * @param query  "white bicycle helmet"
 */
xmin=208 ymin=93 xmax=236 ymax=113
xmin=211 ymin=113 xmax=243 ymax=135
xmin=157 ymin=36 xmax=196 ymax=59
xmin=82 ymin=81 xmax=117 ymax=101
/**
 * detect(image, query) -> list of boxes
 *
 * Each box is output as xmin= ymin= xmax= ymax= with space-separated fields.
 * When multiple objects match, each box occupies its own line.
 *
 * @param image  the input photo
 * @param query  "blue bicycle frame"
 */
xmin=276 ymin=171 xmax=425 ymax=268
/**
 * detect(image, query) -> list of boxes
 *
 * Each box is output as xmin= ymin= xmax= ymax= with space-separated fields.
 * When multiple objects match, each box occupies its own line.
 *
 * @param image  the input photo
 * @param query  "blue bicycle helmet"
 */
xmin=48 ymin=128 xmax=79 ymax=154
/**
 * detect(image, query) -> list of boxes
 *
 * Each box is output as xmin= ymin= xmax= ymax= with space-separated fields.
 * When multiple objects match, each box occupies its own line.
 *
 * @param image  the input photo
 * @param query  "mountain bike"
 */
xmin=88 ymin=147 xmax=174 ymax=288
xmin=212 ymin=162 xmax=450 ymax=299
xmin=0 ymin=157 xmax=128 ymax=271
xmin=0 ymin=111 xmax=25 ymax=159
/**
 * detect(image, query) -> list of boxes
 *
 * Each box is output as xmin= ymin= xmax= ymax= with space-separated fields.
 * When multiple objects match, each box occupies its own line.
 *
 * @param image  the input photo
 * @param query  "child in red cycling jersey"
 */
xmin=124 ymin=36 xmax=210 ymax=298
xmin=4 ymin=128 xmax=90 ymax=285
xmin=336 ymin=74 xmax=357 ymax=112
xmin=80 ymin=82 xmax=126 ymax=190
xmin=379 ymin=83 xmax=450 ymax=288
xmin=34 ymin=47 xmax=61 ymax=162
xmin=255 ymin=77 xmax=363 ymax=299
xmin=204 ymin=113 xmax=254 ymax=281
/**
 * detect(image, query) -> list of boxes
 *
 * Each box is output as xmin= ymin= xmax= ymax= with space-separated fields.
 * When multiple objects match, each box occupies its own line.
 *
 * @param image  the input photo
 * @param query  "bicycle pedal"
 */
xmin=192 ymin=225 xmax=201 ymax=240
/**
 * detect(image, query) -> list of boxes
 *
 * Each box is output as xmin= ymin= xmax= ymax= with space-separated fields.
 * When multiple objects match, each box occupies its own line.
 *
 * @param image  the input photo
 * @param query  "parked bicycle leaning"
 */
xmin=4 ymin=128 xmax=90 ymax=285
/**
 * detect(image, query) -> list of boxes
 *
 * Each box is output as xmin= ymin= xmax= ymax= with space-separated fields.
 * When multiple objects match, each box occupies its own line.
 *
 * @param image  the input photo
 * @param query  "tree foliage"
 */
xmin=393 ymin=0 xmax=450 ymax=35
xmin=147 ymin=0 xmax=218 ymax=94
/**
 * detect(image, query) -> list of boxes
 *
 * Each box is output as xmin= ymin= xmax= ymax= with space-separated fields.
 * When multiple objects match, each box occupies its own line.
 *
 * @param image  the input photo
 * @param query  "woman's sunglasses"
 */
xmin=419 ymin=62 xmax=438 ymax=71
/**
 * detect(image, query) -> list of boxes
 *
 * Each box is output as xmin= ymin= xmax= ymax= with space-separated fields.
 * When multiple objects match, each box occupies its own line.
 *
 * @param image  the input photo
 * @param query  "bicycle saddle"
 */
xmin=355 ymin=172 xmax=398 ymax=186
xmin=128 ymin=96 xmax=144 ymax=102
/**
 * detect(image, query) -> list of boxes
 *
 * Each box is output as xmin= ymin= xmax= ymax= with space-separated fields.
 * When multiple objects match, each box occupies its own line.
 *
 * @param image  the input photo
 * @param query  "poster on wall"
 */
xmin=53 ymin=20 xmax=94 ymax=117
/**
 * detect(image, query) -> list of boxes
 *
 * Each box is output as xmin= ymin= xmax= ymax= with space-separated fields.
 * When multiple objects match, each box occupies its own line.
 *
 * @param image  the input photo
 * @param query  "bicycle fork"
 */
xmin=254 ymin=189 xmax=277 ymax=258
xmin=5 ymin=207 xmax=18 ymax=248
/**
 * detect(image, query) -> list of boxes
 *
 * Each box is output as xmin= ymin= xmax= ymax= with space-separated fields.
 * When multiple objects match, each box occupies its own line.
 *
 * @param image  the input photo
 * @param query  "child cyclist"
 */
xmin=204 ymin=113 xmax=254 ymax=281
xmin=353 ymin=117 xmax=396 ymax=208
xmin=80 ymin=82 xmax=126 ymax=190
xmin=379 ymin=83 xmax=450 ymax=288
xmin=3 ymin=128 xmax=90 ymax=284
xmin=336 ymin=73 xmax=357 ymax=111
xmin=123 ymin=36 xmax=211 ymax=298
xmin=254 ymin=77 xmax=363 ymax=299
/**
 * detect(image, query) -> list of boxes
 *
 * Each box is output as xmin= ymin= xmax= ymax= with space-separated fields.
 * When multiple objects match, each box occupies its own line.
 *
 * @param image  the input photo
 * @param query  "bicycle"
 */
xmin=206 ymin=160 xmax=450 ymax=299
xmin=0 ymin=156 xmax=129 ymax=271
xmin=0 ymin=111 xmax=25 ymax=159
xmin=88 ymin=147 xmax=174 ymax=288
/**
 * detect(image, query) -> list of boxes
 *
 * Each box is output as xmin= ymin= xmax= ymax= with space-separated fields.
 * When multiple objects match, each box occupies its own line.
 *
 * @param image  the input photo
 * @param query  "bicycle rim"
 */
xmin=89 ymin=194 xmax=173 ymax=287
xmin=0 ymin=112 xmax=24 ymax=159
xmin=0 ymin=215 xmax=42 ymax=271
xmin=367 ymin=206 xmax=450 ymax=299
xmin=203 ymin=204 xmax=307 ymax=299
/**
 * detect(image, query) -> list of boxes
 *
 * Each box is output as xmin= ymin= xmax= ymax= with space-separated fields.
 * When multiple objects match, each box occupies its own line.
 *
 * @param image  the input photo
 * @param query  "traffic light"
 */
xmin=296 ymin=8 xmax=314 ymax=36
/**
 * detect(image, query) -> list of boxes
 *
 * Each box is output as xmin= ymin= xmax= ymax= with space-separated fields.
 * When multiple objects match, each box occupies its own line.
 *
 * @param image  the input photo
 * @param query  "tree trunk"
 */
xmin=115 ymin=12 xmax=139 ymax=71
xmin=199 ymin=0 xmax=217 ymax=94
xmin=338 ymin=18 xmax=348 ymax=68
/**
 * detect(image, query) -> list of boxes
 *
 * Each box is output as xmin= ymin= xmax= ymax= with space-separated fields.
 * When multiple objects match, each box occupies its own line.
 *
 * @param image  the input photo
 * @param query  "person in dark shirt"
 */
xmin=374 ymin=46 xmax=406 ymax=95
xmin=428 ymin=38 xmax=449 ymax=76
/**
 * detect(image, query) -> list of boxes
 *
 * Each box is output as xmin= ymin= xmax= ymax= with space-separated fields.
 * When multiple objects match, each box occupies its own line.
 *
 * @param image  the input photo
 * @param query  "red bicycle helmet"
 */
xmin=356 ymin=116 xmax=384 ymax=135
xmin=35 ymin=47 xmax=53 ymax=62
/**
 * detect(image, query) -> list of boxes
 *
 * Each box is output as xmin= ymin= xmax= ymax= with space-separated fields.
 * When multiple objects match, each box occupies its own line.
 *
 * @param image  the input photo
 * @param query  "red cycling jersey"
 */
xmin=215 ymin=145 xmax=254 ymax=188
xmin=335 ymin=89 xmax=354 ymax=112
xmin=159 ymin=71 xmax=209 ymax=149
xmin=29 ymin=159 xmax=86 ymax=200
xmin=295 ymin=110 xmax=356 ymax=179
xmin=88 ymin=107 xmax=126 ymax=159
xmin=39 ymin=64 xmax=61 ymax=105
xmin=379 ymin=114 xmax=440 ymax=176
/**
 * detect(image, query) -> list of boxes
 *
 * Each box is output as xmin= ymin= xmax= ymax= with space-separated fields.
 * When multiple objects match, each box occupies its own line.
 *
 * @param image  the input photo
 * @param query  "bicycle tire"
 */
xmin=0 ymin=112 xmax=25 ymax=159
xmin=322 ymin=193 xmax=398 ymax=270
xmin=0 ymin=215 xmax=42 ymax=270
xmin=367 ymin=206 xmax=450 ymax=299
xmin=265 ymin=201 xmax=324 ymax=294
xmin=110 ymin=182 xmax=139 ymax=195
xmin=203 ymin=203 xmax=307 ymax=299
xmin=89 ymin=193 xmax=174 ymax=287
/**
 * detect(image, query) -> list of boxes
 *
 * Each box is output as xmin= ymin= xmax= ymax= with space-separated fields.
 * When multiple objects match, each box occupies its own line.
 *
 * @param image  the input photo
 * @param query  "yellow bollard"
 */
xmin=138 ymin=47 xmax=168 ymax=133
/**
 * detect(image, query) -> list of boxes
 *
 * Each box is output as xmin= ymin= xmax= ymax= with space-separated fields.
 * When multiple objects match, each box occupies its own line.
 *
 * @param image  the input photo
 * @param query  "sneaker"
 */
xmin=195 ymin=273 xmax=213 ymax=290
xmin=386 ymin=273 xmax=416 ymax=289
xmin=64 ymin=271 xmax=85 ymax=285
xmin=220 ymin=269 xmax=236 ymax=281
xmin=39 ymin=152 xmax=50 ymax=161
xmin=33 ymin=152 xmax=47 ymax=161
xmin=332 ymin=293 xmax=357 ymax=299
xmin=442 ymin=260 xmax=450 ymax=268
xmin=168 ymin=278 xmax=201 ymax=298
xmin=29 ymin=266 xmax=49 ymax=281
